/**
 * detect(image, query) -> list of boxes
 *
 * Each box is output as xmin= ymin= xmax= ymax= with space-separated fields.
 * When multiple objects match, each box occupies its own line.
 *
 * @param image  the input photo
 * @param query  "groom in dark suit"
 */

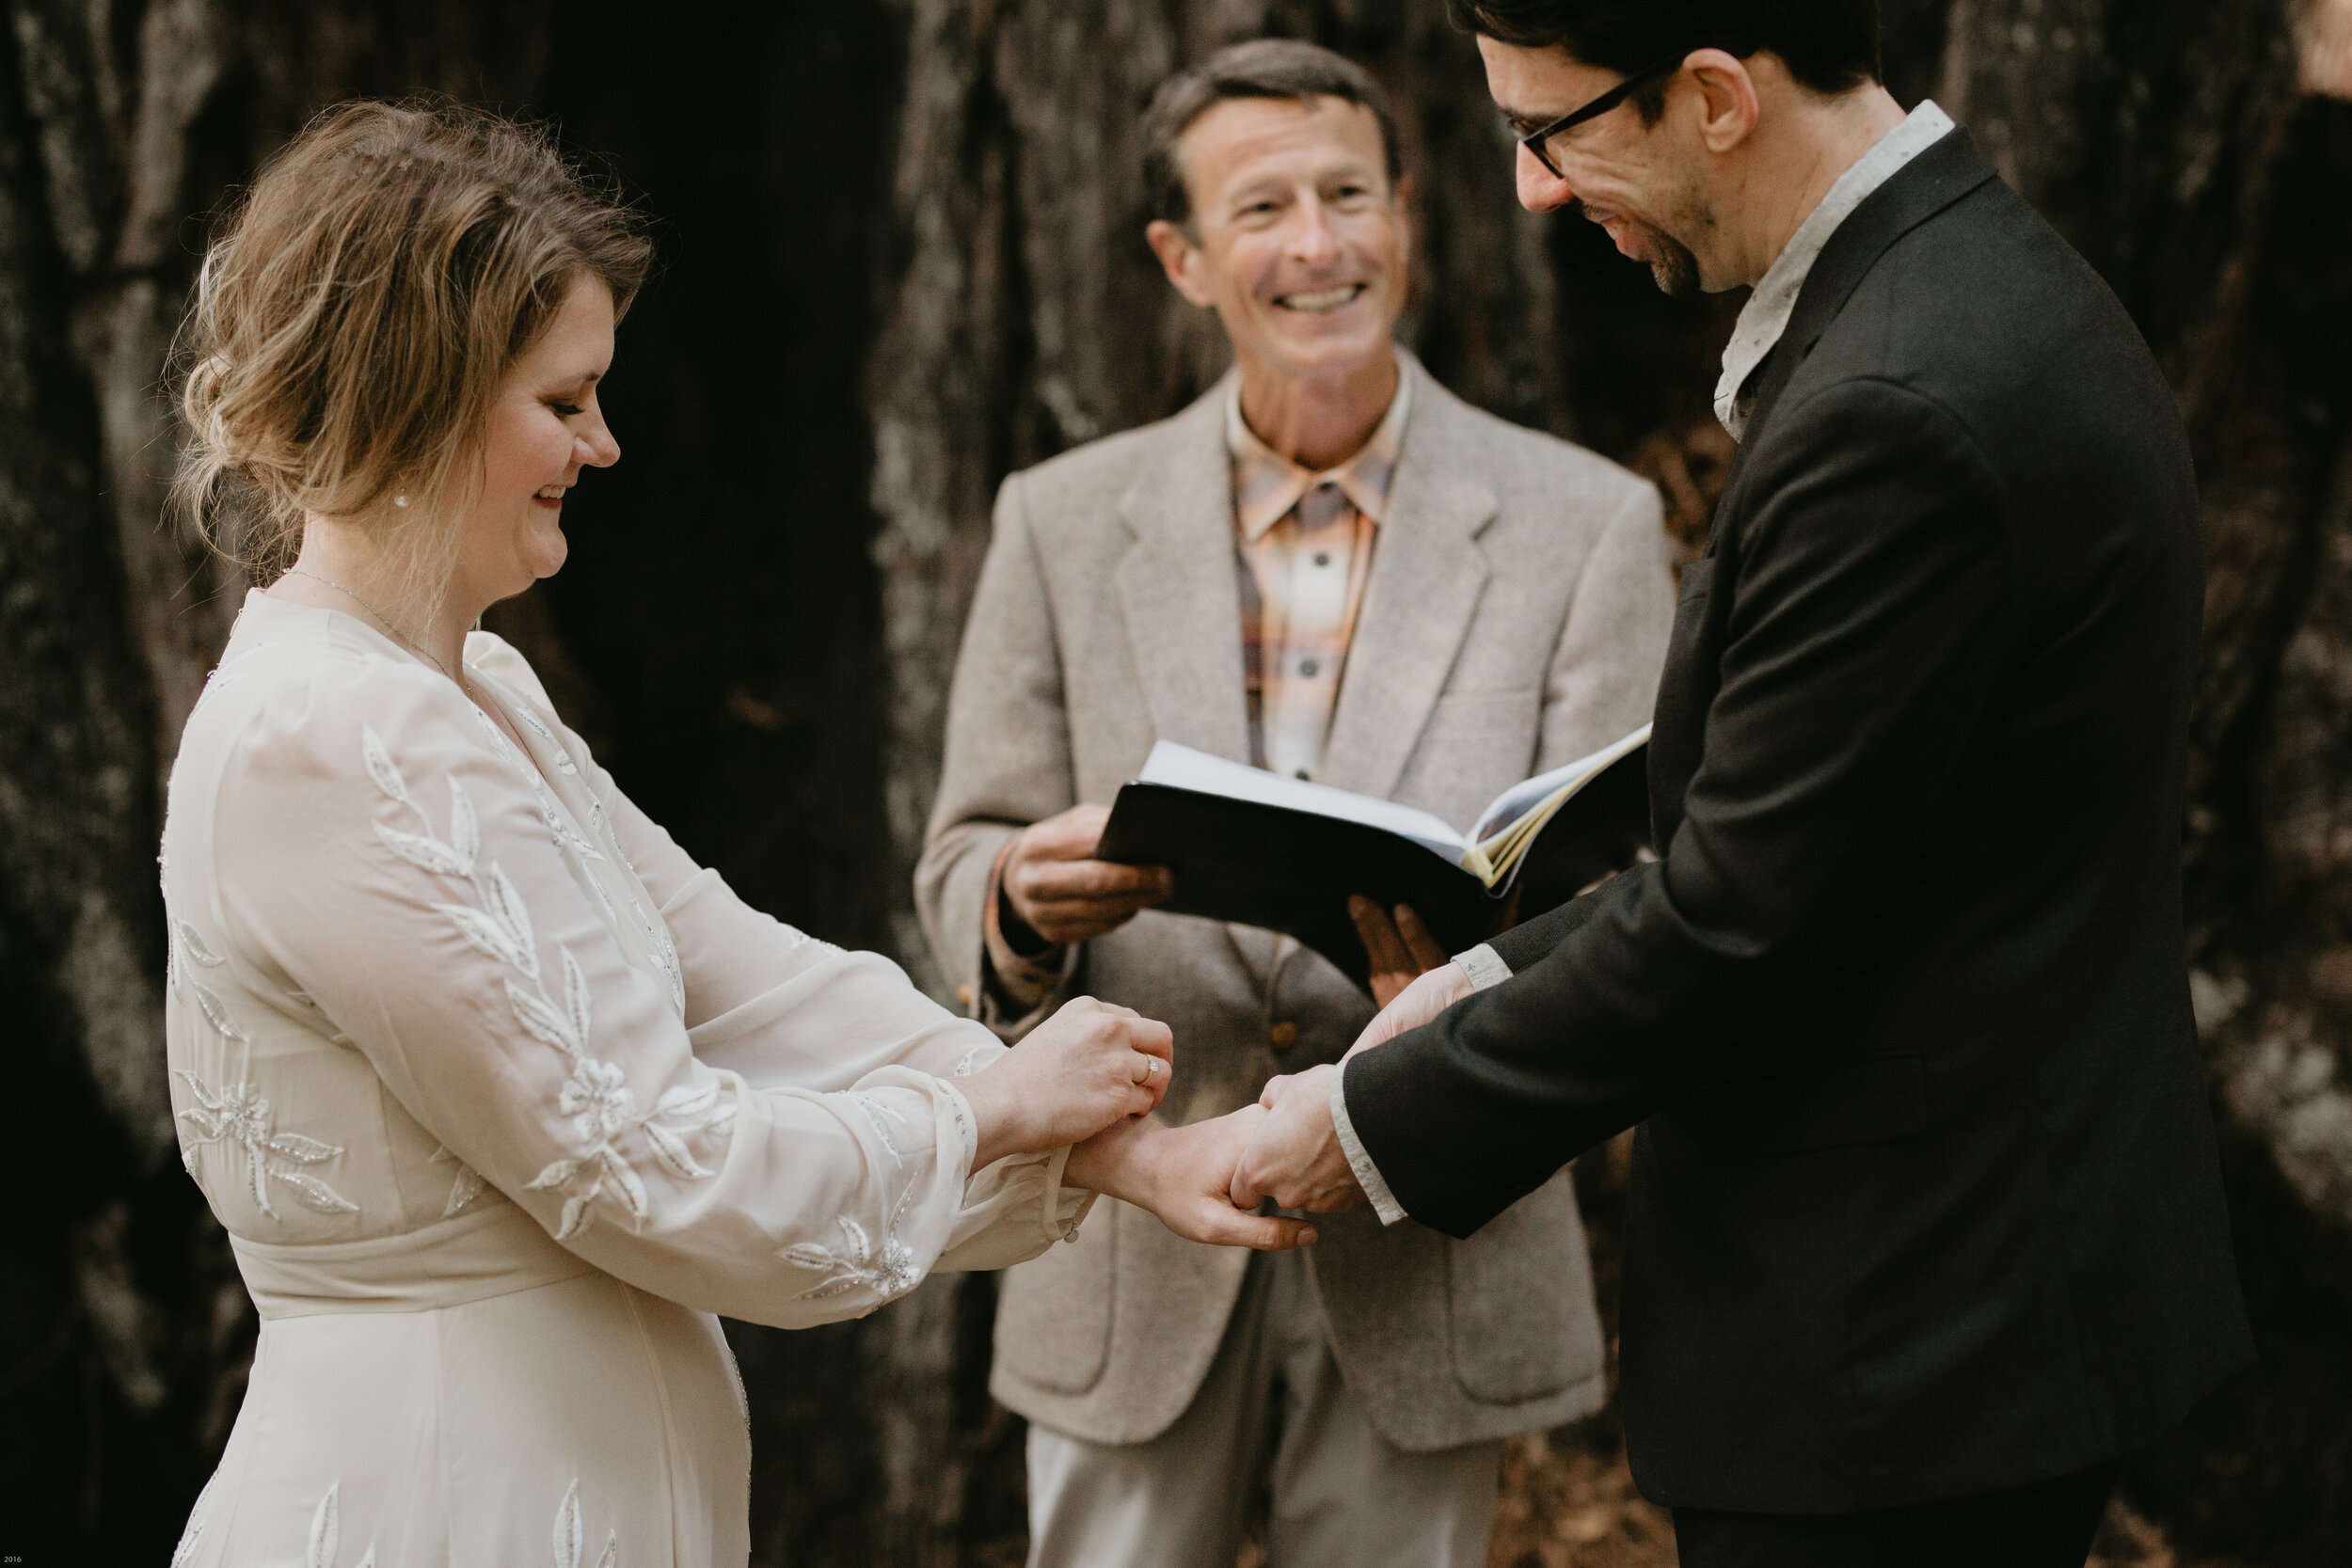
xmin=1231 ymin=3 xmax=2255 ymax=1562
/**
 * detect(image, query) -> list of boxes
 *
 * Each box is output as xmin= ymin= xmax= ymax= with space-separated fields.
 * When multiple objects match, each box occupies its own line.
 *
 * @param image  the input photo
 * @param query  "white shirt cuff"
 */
xmin=1330 ymin=1057 xmax=1407 ymax=1227
xmin=1455 ymin=942 xmax=1512 ymax=991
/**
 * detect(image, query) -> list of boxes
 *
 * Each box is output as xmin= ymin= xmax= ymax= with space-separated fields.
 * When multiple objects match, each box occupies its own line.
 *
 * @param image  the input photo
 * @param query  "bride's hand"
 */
xmin=1065 ymin=1107 xmax=1318 ymax=1252
xmin=961 ymin=997 xmax=1172 ymax=1167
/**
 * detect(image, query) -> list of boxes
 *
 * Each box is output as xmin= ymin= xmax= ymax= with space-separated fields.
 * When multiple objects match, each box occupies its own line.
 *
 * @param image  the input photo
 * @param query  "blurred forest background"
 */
xmin=8 ymin=0 xmax=2352 ymax=1562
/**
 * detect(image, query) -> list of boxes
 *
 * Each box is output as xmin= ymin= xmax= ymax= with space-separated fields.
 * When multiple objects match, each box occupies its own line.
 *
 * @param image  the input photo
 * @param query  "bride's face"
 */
xmin=459 ymin=276 xmax=619 ymax=606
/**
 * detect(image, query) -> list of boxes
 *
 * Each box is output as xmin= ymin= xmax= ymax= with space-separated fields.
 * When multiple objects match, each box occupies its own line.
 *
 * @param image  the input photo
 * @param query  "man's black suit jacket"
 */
xmin=1344 ymin=130 xmax=2253 ymax=1513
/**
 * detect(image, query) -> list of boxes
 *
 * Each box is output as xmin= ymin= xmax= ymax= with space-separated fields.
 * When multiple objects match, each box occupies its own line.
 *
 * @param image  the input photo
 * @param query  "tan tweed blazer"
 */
xmin=916 ymin=356 xmax=1675 ymax=1452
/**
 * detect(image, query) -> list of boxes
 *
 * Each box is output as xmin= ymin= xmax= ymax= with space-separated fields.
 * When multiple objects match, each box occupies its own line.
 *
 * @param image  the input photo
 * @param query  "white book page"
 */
xmin=1468 ymin=723 xmax=1653 ymax=844
xmin=1136 ymin=741 xmax=1469 ymax=864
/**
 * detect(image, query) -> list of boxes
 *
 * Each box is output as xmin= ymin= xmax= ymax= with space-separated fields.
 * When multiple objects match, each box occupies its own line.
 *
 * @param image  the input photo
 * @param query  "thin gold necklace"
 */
xmin=283 ymin=568 xmax=458 ymax=685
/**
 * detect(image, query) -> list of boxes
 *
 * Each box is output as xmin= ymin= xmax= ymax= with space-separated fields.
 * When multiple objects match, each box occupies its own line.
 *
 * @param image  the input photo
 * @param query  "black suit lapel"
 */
xmin=1718 ymin=128 xmax=2001 ymax=497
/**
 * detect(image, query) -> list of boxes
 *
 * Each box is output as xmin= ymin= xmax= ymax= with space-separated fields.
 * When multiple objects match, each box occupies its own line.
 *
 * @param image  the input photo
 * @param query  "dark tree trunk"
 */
xmin=1934 ymin=4 xmax=2352 ymax=1560
xmin=1 ymin=5 xmax=558 ymax=1560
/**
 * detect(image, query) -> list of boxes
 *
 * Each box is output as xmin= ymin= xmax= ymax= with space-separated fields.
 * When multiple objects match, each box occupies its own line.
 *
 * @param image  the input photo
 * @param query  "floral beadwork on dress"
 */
xmin=306 ymin=1481 xmax=376 ymax=1568
xmin=552 ymin=1478 xmax=619 ymax=1568
xmin=779 ymin=1192 xmax=923 ymax=1303
xmin=174 ymin=1070 xmax=358 ymax=1219
xmin=362 ymin=725 xmax=732 ymax=1241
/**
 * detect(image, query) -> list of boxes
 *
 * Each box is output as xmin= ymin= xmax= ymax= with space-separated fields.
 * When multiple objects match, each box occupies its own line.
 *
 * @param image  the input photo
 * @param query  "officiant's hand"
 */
xmin=1003 ymin=803 xmax=1175 ymax=945
xmin=1066 ymin=1108 xmax=1320 ymax=1251
xmin=1348 ymin=896 xmax=1450 ymax=1007
xmin=1228 ymin=1065 xmax=1366 ymax=1214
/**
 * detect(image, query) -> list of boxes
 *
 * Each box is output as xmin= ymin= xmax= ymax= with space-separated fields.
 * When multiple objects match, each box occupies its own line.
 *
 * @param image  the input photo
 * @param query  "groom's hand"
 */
xmin=1343 ymin=959 xmax=1474 ymax=1063
xmin=1066 ymin=1109 xmax=1317 ymax=1251
xmin=1229 ymin=1065 xmax=1366 ymax=1213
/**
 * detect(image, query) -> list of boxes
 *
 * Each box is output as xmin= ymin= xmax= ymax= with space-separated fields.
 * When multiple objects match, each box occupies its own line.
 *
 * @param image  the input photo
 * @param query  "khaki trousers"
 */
xmin=1023 ymin=1248 xmax=1502 ymax=1568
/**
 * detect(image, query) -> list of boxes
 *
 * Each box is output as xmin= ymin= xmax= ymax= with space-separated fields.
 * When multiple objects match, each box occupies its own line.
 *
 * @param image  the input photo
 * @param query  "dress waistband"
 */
xmin=231 ymin=1198 xmax=597 ymax=1320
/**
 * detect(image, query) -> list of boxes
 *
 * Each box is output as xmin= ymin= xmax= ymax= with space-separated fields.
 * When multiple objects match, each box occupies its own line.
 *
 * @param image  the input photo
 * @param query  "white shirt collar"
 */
xmin=1713 ymin=100 xmax=1957 ymax=441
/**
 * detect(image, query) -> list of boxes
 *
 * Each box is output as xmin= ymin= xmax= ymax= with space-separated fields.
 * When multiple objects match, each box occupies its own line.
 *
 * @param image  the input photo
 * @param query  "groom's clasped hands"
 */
xmin=983 ymin=944 xmax=1480 ymax=1247
xmin=971 ymin=994 xmax=1321 ymax=1252
xmin=1227 ymin=957 xmax=1475 ymax=1216
xmin=979 ymin=900 xmax=1480 ymax=1245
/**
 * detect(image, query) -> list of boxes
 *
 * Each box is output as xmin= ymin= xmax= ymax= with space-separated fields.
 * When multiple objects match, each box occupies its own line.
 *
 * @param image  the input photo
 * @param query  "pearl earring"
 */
xmin=393 ymin=494 xmax=409 ymax=508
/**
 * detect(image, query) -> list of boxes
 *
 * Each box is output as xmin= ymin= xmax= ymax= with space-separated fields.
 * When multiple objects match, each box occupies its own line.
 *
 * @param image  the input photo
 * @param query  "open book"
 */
xmin=1093 ymin=725 xmax=1651 ymax=991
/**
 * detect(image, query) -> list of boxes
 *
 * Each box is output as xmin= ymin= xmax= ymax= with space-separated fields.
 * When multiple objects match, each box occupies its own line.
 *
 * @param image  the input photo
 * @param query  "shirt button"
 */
xmin=1269 ymin=1021 xmax=1300 ymax=1052
xmin=1313 ymin=552 xmax=1331 ymax=567
xmin=1299 ymin=658 xmax=1320 ymax=677
xmin=1294 ymin=769 xmax=1311 ymax=781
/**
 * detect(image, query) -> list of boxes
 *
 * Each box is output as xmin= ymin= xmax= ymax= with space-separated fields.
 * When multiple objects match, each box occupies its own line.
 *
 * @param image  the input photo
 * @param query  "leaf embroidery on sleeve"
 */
xmin=174 ymin=1069 xmax=358 ymax=1220
xmin=362 ymin=727 xmax=730 ymax=1242
xmin=778 ymin=1185 xmax=923 ymax=1303
xmin=460 ymin=701 xmax=684 ymax=1012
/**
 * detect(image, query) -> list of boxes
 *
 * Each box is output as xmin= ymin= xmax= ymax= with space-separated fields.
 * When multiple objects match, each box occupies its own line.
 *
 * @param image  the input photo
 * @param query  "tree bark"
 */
xmin=1941 ymin=3 xmax=2352 ymax=1558
xmin=0 ymin=4 xmax=561 ymax=1557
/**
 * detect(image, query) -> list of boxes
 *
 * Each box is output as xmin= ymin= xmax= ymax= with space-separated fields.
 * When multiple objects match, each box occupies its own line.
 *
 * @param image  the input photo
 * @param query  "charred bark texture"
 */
xmin=1942 ymin=3 xmax=2352 ymax=1560
xmin=0 ymin=4 xmax=561 ymax=1559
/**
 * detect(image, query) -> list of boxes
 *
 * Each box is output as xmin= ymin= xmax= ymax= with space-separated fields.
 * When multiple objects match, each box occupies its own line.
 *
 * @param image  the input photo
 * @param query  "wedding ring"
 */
xmin=1131 ymin=1053 xmax=1157 ymax=1085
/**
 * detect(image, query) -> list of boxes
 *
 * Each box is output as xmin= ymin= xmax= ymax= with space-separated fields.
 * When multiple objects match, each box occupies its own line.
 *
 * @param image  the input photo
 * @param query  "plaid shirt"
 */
xmin=977 ymin=370 xmax=1411 ymax=1014
xmin=1229 ymin=368 xmax=1408 ymax=782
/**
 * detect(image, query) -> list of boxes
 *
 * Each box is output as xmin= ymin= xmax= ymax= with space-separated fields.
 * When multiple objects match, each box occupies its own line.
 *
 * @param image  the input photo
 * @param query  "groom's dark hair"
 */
xmin=1446 ymin=0 xmax=1882 ymax=119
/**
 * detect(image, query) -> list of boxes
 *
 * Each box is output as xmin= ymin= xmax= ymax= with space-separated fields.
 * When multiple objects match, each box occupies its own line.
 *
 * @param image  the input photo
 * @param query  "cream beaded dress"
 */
xmin=162 ymin=592 xmax=1091 ymax=1567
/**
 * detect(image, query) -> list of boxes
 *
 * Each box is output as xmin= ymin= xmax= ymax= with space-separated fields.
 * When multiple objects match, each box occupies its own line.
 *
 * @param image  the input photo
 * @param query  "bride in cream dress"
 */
xmin=162 ymin=102 xmax=1311 ymax=1568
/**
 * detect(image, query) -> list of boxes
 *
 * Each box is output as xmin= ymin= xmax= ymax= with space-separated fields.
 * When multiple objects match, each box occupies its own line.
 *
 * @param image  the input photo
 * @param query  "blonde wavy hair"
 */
xmin=173 ymin=99 xmax=653 ymax=626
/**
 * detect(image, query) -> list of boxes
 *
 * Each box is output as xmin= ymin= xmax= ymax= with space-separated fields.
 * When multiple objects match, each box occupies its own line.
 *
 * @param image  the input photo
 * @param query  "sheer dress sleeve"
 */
xmin=211 ymin=649 xmax=1088 ymax=1325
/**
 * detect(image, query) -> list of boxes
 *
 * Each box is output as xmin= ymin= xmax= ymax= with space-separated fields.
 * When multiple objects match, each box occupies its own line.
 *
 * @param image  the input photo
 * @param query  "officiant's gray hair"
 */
xmin=1142 ymin=40 xmax=1405 ymax=231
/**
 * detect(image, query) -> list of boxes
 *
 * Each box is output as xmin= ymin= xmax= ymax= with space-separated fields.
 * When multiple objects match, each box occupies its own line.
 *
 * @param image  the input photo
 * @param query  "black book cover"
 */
xmin=1093 ymin=740 xmax=1650 ymax=991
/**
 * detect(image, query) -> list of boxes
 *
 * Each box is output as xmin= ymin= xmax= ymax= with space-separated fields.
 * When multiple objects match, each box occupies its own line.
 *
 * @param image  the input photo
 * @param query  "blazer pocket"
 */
xmin=1446 ymin=1171 xmax=1603 ymax=1404
xmin=993 ymin=1204 xmax=1116 ymax=1394
xmin=1677 ymin=1053 xmax=1928 ymax=1160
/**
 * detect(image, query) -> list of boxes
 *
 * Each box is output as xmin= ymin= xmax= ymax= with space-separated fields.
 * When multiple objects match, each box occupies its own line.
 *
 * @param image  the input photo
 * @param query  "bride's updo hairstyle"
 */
xmin=175 ymin=99 xmax=652 ymax=619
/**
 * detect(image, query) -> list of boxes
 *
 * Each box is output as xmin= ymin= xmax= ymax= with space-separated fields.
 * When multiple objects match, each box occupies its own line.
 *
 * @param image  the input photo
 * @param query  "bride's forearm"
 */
xmin=958 ymin=1070 xmax=1041 ymax=1172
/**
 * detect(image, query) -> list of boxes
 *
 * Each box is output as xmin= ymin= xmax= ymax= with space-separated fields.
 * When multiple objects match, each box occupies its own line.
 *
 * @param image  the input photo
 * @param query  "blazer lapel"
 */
xmin=1114 ymin=380 xmax=1253 ymax=763
xmin=1320 ymin=365 xmax=1496 ymax=800
xmin=1719 ymin=128 xmax=2000 ymax=501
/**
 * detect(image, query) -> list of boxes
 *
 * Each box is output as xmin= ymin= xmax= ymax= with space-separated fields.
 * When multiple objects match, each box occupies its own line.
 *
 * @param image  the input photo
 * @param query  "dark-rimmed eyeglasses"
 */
xmin=1515 ymin=50 xmax=1696 ymax=180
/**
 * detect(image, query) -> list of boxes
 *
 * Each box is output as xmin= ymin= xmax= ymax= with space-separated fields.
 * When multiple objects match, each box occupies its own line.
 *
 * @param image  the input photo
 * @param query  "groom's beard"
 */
xmin=1571 ymin=200 xmax=1702 ymax=298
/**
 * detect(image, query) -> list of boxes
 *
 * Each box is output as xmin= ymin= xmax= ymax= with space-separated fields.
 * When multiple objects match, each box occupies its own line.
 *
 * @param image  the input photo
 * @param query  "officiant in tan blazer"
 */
xmin=916 ymin=40 xmax=1673 ymax=1568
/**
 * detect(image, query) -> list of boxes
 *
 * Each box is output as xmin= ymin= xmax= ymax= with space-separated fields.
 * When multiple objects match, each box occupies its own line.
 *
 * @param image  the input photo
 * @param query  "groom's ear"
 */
xmin=1146 ymin=219 xmax=1218 ymax=309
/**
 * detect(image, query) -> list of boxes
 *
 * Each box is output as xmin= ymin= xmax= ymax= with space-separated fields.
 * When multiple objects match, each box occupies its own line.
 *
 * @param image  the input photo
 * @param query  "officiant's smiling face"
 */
xmin=1146 ymin=94 xmax=1409 ymax=381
